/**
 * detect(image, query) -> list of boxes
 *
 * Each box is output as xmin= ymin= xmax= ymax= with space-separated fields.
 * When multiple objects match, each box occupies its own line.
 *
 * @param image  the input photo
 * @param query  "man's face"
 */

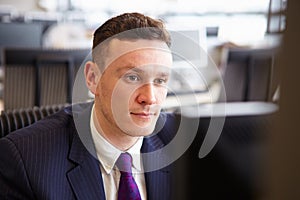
xmin=94 ymin=39 xmax=172 ymax=138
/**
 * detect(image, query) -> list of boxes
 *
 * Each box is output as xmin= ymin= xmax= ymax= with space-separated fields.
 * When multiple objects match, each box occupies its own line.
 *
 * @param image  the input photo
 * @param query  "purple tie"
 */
xmin=116 ymin=153 xmax=142 ymax=200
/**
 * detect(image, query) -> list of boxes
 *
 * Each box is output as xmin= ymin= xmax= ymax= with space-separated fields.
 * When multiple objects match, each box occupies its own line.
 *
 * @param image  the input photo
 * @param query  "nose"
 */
xmin=137 ymin=83 xmax=157 ymax=105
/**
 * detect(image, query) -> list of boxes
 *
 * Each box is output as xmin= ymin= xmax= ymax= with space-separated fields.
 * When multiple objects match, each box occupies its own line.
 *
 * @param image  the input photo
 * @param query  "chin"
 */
xmin=123 ymin=123 xmax=156 ymax=137
xmin=115 ymin=115 xmax=159 ymax=136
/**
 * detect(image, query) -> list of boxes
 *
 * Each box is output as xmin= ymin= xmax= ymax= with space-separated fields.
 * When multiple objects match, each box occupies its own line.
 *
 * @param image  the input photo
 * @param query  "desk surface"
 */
xmin=180 ymin=101 xmax=279 ymax=118
xmin=163 ymin=80 xmax=221 ymax=111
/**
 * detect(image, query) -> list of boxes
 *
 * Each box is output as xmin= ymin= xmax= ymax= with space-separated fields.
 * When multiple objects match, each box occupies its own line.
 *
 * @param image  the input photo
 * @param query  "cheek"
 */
xmin=111 ymin=83 xmax=135 ymax=108
xmin=111 ymin=80 xmax=169 ymax=107
xmin=156 ymin=88 xmax=168 ymax=101
xmin=97 ymin=78 xmax=117 ymax=108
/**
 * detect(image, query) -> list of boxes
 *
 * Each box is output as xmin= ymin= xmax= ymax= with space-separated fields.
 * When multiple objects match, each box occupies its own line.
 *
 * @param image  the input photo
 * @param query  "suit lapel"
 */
xmin=65 ymin=104 xmax=175 ymax=200
xmin=142 ymin=130 xmax=172 ymax=200
xmin=66 ymin=103 xmax=106 ymax=200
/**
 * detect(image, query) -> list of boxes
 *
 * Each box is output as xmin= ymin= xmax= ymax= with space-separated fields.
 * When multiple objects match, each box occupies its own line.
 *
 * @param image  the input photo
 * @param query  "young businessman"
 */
xmin=0 ymin=12 xmax=179 ymax=200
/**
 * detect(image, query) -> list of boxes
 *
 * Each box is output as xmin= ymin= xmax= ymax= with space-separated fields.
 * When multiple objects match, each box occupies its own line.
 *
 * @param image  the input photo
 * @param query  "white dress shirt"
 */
xmin=90 ymin=105 xmax=147 ymax=200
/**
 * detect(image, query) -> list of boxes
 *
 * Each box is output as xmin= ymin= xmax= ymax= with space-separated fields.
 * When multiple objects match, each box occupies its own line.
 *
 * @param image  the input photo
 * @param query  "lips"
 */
xmin=130 ymin=112 xmax=155 ymax=119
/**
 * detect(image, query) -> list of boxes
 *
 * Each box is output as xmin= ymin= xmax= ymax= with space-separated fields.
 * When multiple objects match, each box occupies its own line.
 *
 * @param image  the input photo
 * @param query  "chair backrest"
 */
xmin=219 ymin=47 xmax=278 ymax=102
xmin=3 ymin=48 xmax=90 ymax=110
xmin=0 ymin=104 xmax=69 ymax=138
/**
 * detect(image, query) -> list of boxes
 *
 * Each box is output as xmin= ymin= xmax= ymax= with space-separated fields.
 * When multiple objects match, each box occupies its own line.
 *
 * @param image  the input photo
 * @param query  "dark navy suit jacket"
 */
xmin=0 ymin=103 xmax=178 ymax=200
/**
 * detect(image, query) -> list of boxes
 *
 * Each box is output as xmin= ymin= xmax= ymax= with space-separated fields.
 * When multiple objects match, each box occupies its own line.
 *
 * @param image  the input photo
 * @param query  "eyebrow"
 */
xmin=116 ymin=66 xmax=170 ymax=77
xmin=116 ymin=66 xmax=140 ymax=74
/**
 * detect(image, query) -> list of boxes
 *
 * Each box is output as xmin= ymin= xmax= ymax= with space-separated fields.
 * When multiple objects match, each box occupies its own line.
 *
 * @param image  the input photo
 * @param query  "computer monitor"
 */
xmin=169 ymin=29 xmax=207 ymax=68
xmin=171 ymin=102 xmax=278 ymax=199
xmin=0 ymin=22 xmax=43 ymax=48
xmin=167 ymin=28 xmax=210 ymax=94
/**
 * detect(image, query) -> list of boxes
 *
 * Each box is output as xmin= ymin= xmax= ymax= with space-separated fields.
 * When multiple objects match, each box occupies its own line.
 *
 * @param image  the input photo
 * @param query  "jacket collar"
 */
xmin=66 ymin=102 xmax=106 ymax=200
xmin=141 ymin=135 xmax=172 ymax=200
xmin=66 ymin=102 xmax=172 ymax=200
xmin=141 ymin=113 xmax=173 ymax=200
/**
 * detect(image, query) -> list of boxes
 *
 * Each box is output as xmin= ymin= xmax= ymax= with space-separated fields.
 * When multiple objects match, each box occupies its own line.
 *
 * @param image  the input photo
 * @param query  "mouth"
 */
xmin=130 ymin=111 xmax=155 ymax=119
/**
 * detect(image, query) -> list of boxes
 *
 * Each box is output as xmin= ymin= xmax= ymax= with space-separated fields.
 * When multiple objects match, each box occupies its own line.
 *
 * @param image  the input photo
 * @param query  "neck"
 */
xmin=93 ymin=107 xmax=139 ymax=151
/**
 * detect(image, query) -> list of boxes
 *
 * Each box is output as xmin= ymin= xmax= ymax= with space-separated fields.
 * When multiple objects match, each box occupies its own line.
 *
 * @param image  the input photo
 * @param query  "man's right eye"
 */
xmin=124 ymin=74 xmax=141 ymax=83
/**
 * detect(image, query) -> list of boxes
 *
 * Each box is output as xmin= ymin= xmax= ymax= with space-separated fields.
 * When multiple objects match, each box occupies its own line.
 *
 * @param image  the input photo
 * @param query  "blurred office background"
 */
xmin=0 ymin=0 xmax=285 ymax=110
xmin=1 ymin=0 xmax=299 ymax=199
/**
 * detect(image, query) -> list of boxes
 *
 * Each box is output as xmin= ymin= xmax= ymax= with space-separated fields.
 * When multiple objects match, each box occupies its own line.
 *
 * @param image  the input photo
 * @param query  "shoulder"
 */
xmin=155 ymin=112 xmax=180 ymax=145
xmin=4 ymin=107 xmax=74 ymax=143
xmin=0 ymin=102 xmax=93 ymax=152
xmin=0 ymin=109 xmax=74 ymax=164
xmin=2 ymin=102 xmax=93 ymax=143
xmin=0 ymin=108 xmax=73 ymax=178
xmin=159 ymin=112 xmax=179 ymax=131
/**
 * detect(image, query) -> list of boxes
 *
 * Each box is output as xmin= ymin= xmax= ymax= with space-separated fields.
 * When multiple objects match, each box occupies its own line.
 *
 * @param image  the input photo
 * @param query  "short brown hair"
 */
xmin=92 ymin=12 xmax=171 ymax=67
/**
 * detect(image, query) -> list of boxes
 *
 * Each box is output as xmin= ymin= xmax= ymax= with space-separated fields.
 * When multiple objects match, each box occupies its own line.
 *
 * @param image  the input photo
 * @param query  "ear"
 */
xmin=84 ymin=61 xmax=101 ymax=95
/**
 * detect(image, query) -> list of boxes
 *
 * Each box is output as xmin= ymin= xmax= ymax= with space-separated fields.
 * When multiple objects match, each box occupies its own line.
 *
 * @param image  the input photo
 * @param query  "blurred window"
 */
xmin=39 ymin=0 xmax=270 ymax=14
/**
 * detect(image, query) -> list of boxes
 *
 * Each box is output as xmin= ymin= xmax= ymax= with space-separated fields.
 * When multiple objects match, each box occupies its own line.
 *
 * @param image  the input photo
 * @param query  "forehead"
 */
xmin=104 ymin=39 xmax=172 ymax=69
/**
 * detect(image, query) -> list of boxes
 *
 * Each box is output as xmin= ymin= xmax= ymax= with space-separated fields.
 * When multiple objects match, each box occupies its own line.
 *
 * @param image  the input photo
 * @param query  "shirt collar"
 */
xmin=90 ymin=105 xmax=143 ymax=174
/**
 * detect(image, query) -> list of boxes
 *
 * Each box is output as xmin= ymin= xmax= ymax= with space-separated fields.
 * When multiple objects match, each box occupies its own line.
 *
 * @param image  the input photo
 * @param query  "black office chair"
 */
xmin=0 ymin=22 xmax=44 ymax=98
xmin=219 ymin=47 xmax=279 ymax=102
xmin=0 ymin=103 xmax=69 ymax=138
xmin=3 ymin=48 xmax=90 ymax=110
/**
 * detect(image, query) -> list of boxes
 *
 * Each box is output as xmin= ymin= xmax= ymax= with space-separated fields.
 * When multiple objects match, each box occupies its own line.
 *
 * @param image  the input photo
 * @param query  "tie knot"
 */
xmin=116 ymin=153 xmax=132 ymax=173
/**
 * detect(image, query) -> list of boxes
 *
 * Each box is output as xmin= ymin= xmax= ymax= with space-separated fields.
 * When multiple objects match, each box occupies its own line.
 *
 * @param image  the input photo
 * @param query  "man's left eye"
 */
xmin=154 ymin=78 xmax=167 ymax=85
